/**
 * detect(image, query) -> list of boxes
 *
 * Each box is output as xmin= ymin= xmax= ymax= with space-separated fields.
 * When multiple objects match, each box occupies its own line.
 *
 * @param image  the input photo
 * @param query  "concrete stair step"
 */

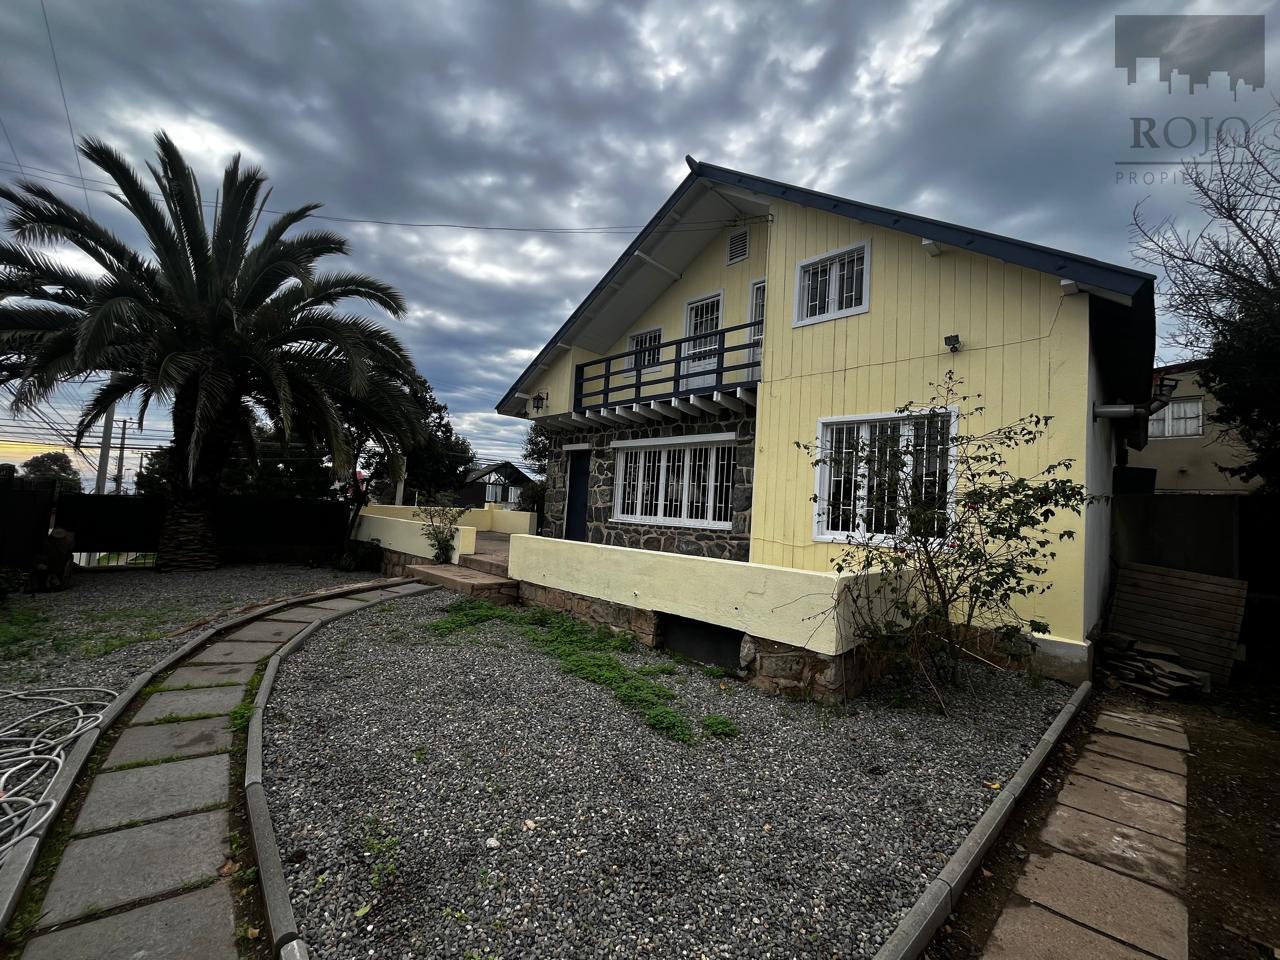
xmin=460 ymin=554 xmax=510 ymax=577
xmin=407 ymin=564 xmax=518 ymax=605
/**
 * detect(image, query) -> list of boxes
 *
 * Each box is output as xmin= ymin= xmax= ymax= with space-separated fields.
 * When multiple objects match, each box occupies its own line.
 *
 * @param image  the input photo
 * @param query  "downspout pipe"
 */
xmin=1092 ymin=376 xmax=1178 ymax=422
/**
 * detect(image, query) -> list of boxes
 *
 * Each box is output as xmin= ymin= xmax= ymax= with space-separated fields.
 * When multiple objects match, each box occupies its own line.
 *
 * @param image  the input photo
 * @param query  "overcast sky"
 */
xmin=2 ymin=0 xmax=1277 ymax=475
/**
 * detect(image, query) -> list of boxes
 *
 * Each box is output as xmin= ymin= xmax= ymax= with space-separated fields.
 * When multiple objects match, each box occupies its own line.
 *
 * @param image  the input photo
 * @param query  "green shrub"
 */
xmin=701 ymin=714 xmax=741 ymax=738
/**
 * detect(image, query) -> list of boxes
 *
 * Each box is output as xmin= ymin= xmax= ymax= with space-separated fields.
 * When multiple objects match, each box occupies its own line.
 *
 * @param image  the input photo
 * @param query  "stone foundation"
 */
xmin=739 ymin=634 xmax=874 ymax=703
xmin=381 ymin=547 xmax=433 ymax=579
xmin=543 ymin=411 xmax=754 ymax=562
xmin=519 ymin=582 xmax=660 ymax=648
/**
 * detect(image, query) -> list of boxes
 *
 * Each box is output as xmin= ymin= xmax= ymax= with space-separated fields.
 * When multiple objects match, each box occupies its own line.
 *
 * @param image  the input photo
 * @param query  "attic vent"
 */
xmin=727 ymin=229 xmax=749 ymax=265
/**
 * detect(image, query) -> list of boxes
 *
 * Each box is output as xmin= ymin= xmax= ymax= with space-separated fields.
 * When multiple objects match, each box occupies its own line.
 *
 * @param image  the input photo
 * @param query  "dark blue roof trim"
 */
xmin=498 ymin=170 xmax=701 ymax=413
xmin=498 ymin=160 xmax=1156 ymax=414
xmin=693 ymin=160 xmax=1155 ymax=297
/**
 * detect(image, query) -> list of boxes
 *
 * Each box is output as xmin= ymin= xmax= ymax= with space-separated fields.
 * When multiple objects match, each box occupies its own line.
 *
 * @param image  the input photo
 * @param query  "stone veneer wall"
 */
xmin=381 ymin=546 xmax=432 ymax=578
xmin=519 ymin=582 xmax=660 ymax=647
xmin=542 ymin=411 xmax=754 ymax=562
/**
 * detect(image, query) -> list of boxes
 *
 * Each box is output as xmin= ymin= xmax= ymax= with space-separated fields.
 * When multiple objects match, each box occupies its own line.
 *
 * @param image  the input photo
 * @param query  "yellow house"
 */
xmin=497 ymin=159 xmax=1157 ymax=689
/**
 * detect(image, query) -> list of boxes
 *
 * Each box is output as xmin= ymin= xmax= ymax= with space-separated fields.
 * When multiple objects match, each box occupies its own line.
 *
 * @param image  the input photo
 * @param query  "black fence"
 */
xmin=3 ymin=493 xmax=350 ymax=570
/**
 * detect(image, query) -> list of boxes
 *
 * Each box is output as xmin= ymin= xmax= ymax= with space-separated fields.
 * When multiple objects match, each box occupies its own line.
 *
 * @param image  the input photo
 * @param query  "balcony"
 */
xmin=573 ymin=320 xmax=761 ymax=416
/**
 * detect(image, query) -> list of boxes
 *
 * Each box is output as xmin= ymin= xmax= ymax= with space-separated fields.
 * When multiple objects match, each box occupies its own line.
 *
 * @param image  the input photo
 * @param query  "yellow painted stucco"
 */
xmin=508 ymin=533 xmax=876 ymax=655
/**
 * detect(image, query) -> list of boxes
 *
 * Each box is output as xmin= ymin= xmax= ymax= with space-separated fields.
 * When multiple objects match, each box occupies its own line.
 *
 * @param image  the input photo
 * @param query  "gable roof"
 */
xmin=464 ymin=461 xmax=533 ymax=486
xmin=498 ymin=158 xmax=1156 ymax=415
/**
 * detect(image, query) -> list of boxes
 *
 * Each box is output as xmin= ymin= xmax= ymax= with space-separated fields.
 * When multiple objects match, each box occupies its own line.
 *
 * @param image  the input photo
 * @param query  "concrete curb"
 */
xmin=0 ymin=574 xmax=416 ymax=941
xmin=244 ymin=579 xmax=436 ymax=958
xmin=872 ymin=680 xmax=1092 ymax=960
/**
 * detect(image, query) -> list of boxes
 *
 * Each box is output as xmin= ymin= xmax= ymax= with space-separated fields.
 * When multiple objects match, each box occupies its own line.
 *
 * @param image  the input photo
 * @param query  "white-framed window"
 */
xmin=794 ymin=241 xmax=870 ymax=327
xmin=612 ymin=435 xmax=736 ymax=529
xmin=506 ymin=485 xmax=521 ymax=504
xmin=485 ymin=481 xmax=504 ymax=502
xmin=748 ymin=279 xmax=765 ymax=361
xmin=1148 ymin=397 xmax=1203 ymax=438
xmin=727 ymin=229 xmax=749 ymax=265
xmin=625 ymin=329 xmax=662 ymax=370
xmin=814 ymin=410 xmax=952 ymax=542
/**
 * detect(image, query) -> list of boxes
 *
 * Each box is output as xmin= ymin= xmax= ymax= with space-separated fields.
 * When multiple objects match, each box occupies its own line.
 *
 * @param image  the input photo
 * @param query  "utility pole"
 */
xmin=113 ymin=418 xmax=130 ymax=494
xmin=94 ymin=402 xmax=115 ymax=495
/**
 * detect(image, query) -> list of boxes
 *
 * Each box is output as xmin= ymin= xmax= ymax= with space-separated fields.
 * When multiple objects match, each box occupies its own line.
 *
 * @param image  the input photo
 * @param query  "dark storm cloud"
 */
xmin=2 ymin=0 xmax=1278 ymax=461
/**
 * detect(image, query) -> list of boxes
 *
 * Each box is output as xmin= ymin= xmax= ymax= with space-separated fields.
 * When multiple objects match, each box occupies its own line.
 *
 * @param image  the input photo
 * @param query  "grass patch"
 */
xmin=229 ymin=701 xmax=254 ymax=732
xmin=701 ymin=665 xmax=730 ymax=679
xmin=79 ymin=630 xmax=165 ymax=658
xmin=636 ymin=662 xmax=679 ymax=676
xmin=431 ymin=599 xmax=704 ymax=744
xmin=105 ymin=750 xmax=228 ymax=772
xmin=701 ymin=714 xmax=741 ymax=738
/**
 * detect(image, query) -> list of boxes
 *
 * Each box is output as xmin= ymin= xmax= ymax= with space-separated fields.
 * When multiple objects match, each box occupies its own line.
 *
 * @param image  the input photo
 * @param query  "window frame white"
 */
xmin=1147 ymin=396 xmax=1204 ymax=439
xmin=610 ymin=434 xmax=737 ymax=530
xmin=811 ymin=408 xmax=958 ymax=544
xmin=793 ymin=240 xmax=872 ymax=329
xmin=624 ymin=327 xmax=663 ymax=371
xmin=727 ymin=228 xmax=749 ymax=265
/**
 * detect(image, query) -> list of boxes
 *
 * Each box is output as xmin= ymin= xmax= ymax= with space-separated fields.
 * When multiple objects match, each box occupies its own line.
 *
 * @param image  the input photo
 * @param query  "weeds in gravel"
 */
xmin=364 ymin=818 xmax=401 ymax=888
xmin=701 ymin=714 xmax=741 ymax=738
xmin=636 ymin=663 xmax=679 ymax=676
xmin=432 ymin=600 xmax=705 ymax=743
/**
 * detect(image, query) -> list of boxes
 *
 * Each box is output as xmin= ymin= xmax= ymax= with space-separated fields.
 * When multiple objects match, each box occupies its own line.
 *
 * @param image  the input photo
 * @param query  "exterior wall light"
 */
xmin=531 ymin=391 xmax=549 ymax=413
xmin=944 ymin=334 xmax=961 ymax=353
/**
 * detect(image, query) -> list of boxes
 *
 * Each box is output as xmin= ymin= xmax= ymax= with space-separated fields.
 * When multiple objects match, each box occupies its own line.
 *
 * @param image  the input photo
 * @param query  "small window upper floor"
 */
xmin=794 ymin=241 xmax=870 ymax=328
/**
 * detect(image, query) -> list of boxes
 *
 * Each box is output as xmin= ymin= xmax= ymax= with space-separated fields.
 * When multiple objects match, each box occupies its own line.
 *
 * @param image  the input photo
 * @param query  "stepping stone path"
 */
xmin=983 ymin=707 xmax=1191 ymax=960
xmin=17 ymin=578 xmax=433 ymax=960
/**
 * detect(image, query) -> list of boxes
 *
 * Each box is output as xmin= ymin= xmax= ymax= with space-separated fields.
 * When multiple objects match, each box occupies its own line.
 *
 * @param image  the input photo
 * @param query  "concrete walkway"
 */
xmin=18 ymin=580 xmax=430 ymax=960
xmin=982 ymin=708 xmax=1190 ymax=960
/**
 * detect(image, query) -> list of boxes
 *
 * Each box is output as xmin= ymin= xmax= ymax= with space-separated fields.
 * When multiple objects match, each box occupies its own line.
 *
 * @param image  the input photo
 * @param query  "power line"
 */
xmin=0 ymin=114 xmax=25 ymax=177
xmin=0 ymin=158 xmax=753 ymax=236
xmin=39 ymin=0 xmax=91 ymax=215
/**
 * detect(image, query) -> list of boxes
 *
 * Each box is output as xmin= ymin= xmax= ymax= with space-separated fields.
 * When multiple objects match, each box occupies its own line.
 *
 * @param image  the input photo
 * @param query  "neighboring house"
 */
xmin=1127 ymin=361 xmax=1258 ymax=493
xmin=458 ymin=461 xmax=533 ymax=508
xmin=497 ymin=157 xmax=1157 ymax=689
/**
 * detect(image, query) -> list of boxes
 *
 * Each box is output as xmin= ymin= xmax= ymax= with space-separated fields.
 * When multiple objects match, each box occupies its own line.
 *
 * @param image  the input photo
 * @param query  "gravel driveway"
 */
xmin=0 ymin=565 xmax=374 ymax=695
xmin=265 ymin=593 xmax=1068 ymax=959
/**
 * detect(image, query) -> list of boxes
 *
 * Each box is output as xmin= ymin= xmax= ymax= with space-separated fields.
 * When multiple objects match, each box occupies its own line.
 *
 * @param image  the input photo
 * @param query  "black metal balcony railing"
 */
xmin=574 ymin=321 xmax=761 ymax=411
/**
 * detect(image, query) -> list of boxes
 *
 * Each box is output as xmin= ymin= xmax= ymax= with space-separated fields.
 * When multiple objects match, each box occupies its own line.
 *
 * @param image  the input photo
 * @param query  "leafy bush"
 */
xmin=415 ymin=503 xmax=468 ymax=563
xmin=799 ymin=373 xmax=1089 ymax=709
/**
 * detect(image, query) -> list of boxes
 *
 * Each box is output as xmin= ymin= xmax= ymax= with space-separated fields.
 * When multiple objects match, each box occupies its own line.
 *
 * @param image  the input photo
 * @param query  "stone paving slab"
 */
xmin=189 ymin=640 xmax=280 ymax=664
xmin=308 ymin=596 xmax=366 ymax=611
xmin=387 ymin=582 xmax=432 ymax=594
xmin=131 ymin=686 xmax=245 ymax=724
xmin=225 ymin=619 xmax=305 ymax=644
xmin=22 ymin=881 xmax=237 ymax=960
xmin=39 ymin=810 xmax=228 ymax=926
xmin=347 ymin=588 xmax=400 ymax=601
xmin=1040 ymin=804 xmax=1186 ymax=891
xmin=982 ymin=900 xmax=1150 ymax=960
xmin=105 ymin=716 xmax=231 ymax=768
xmin=1074 ymin=749 xmax=1186 ymax=805
xmin=160 ymin=662 xmax=256 ymax=689
xmin=264 ymin=605 xmax=333 ymax=622
xmin=1016 ymin=851 xmax=1188 ymax=960
xmin=74 ymin=754 xmax=230 ymax=835
xmin=1099 ymin=709 xmax=1185 ymax=732
xmin=1086 ymin=733 xmax=1188 ymax=776
xmin=1094 ymin=714 xmax=1190 ymax=752
xmin=1058 ymin=774 xmax=1186 ymax=843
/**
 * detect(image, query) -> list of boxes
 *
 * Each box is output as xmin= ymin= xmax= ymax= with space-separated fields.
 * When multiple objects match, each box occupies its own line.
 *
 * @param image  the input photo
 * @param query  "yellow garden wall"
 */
xmin=360 ymin=503 xmax=536 ymax=535
xmin=353 ymin=511 xmax=476 ymax=564
xmin=508 ymin=534 xmax=874 ymax=656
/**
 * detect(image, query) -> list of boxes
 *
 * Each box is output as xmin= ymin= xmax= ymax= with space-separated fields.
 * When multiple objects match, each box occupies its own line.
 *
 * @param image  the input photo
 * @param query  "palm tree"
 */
xmin=0 ymin=132 xmax=427 ymax=570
